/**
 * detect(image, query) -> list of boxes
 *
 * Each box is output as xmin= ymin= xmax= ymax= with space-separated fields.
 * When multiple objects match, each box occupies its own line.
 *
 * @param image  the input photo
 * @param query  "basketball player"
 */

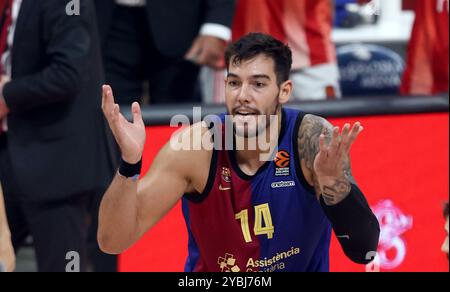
xmin=98 ymin=33 xmax=380 ymax=272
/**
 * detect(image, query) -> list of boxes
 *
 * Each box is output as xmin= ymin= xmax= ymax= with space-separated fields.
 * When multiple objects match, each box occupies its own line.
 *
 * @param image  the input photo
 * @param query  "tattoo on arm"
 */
xmin=297 ymin=114 xmax=333 ymax=170
xmin=321 ymin=156 xmax=358 ymax=206
xmin=320 ymin=156 xmax=357 ymax=206
xmin=297 ymin=115 xmax=357 ymax=205
xmin=322 ymin=179 xmax=351 ymax=205
xmin=343 ymin=156 xmax=357 ymax=185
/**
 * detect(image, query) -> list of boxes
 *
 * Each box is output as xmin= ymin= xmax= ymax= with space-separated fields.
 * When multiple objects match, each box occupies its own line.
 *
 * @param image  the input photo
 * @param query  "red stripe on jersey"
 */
xmin=187 ymin=150 xmax=261 ymax=272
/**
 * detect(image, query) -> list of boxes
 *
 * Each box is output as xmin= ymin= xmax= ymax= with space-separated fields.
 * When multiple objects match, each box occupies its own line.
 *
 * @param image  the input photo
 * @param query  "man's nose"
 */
xmin=237 ymin=84 xmax=251 ymax=104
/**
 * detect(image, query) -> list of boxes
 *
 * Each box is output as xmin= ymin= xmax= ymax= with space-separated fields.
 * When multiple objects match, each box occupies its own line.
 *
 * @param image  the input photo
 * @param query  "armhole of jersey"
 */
xmin=293 ymin=112 xmax=317 ymax=195
xmin=183 ymin=146 xmax=218 ymax=204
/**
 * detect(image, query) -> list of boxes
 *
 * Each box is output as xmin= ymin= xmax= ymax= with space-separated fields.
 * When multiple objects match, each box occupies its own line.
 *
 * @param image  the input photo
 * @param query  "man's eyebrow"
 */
xmin=227 ymin=73 xmax=239 ymax=78
xmin=226 ymin=73 xmax=272 ymax=80
xmin=251 ymin=74 xmax=271 ymax=80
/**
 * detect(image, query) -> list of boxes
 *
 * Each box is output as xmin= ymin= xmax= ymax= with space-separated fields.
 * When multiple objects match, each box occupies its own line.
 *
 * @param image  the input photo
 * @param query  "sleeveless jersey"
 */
xmin=182 ymin=108 xmax=332 ymax=272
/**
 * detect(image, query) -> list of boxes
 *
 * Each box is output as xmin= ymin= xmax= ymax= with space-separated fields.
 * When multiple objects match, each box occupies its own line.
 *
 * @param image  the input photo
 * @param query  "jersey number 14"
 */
xmin=235 ymin=203 xmax=274 ymax=243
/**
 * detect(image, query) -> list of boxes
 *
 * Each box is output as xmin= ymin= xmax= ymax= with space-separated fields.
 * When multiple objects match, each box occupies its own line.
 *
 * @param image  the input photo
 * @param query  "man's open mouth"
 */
xmin=235 ymin=109 xmax=258 ymax=116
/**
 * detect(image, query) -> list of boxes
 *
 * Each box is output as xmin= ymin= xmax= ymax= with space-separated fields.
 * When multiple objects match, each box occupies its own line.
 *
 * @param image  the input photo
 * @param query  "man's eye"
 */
xmin=228 ymin=81 xmax=239 ymax=87
xmin=255 ymin=82 xmax=266 ymax=88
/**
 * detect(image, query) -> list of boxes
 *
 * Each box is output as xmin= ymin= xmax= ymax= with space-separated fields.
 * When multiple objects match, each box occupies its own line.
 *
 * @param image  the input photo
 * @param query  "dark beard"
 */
xmin=229 ymin=93 xmax=281 ymax=138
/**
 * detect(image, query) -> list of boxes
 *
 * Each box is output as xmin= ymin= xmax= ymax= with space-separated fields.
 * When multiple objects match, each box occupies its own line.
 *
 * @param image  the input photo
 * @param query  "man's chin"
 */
xmin=234 ymin=125 xmax=258 ymax=138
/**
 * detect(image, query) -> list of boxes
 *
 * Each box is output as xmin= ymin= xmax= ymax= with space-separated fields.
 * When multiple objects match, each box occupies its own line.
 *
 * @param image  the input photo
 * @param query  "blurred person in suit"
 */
xmin=94 ymin=0 xmax=236 ymax=105
xmin=0 ymin=0 xmax=115 ymax=272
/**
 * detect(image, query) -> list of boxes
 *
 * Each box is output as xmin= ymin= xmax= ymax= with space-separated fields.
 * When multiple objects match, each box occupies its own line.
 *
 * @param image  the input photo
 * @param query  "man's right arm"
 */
xmin=97 ymin=85 xmax=211 ymax=255
xmin=97 ymin=141 xmax=193 ymax=255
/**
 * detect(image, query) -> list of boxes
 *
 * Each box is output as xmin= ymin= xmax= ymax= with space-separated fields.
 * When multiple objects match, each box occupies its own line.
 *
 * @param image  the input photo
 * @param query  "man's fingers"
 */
xmin=110 ymin=103 xmax=120 ymax=124
xmin=102 ymin=85 xmax=126 ymax=137
xmin=102 ymin=85 xmax=115 ymax=116
xmin=132 ymin=102 xmax=144 ymax=126
xmin=201 ymin=47 xmax=221 ymax=67
xmin=101 ymin=85 xmax=107 ymax=109
xmin=108 ymin=103 xmax=122 ymax=136
xmin=185 ymin=38 xmax=202 ymax=62
xmin=330 ymin=126 xmax=340 ymax=154
xmin=341 ymin=123 xmax=351 ymax=138
xmin=319 ymin=134 xmax=326 ymax=152
xmin=338 ymin=123 xmax=351 ymax=153
xmin=196 ymin=49 xmax=209 ymax=65
xmin=343 ymin=122 xmax=363 ymax=153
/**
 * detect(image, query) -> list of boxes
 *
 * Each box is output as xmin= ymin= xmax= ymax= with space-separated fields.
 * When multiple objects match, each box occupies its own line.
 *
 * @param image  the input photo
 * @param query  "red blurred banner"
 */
xmin=119 ymin=112 xmax=449 ymax=272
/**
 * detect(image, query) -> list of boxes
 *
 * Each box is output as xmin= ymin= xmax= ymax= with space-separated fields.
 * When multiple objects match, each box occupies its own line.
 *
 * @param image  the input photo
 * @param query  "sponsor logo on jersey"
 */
xmin=218 ymin=247 xmax=301 ymax=272
xmin=218 ymin=253 xmax=240 ymax=272
xmin=271 ymin=181 xmax=296 ymax=189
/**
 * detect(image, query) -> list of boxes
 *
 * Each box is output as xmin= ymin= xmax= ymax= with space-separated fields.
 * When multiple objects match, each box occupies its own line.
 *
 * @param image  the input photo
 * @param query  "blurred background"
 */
xmin=1 ymin=0 xmax=448 ymax=272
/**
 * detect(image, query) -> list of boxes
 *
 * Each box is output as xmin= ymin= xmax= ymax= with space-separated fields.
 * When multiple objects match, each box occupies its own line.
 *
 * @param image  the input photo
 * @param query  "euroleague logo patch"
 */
xmin=274 ymin=150 xmax=290 ymax=176
xmin=274 ymin=151 xmax=290 ymax=168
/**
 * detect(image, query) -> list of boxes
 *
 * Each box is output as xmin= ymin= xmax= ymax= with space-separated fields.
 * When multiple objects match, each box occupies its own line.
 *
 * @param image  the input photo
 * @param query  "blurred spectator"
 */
xmin=204 ymin=0 xmax=345 ymax=102
xmin=234 ymin=0 xmax=341 ymax=101
xmin=0 ymin=0 xmax=114 ymax=272
xmin=443 ymin=202 xmax=449 ymax=259
xmin=94 ymin=0 xmax=236 ymax=105
xmin=0 ymin=183 xmax=14 ymax=272
xmin=401 ymin=0 xmax=449 ymax=95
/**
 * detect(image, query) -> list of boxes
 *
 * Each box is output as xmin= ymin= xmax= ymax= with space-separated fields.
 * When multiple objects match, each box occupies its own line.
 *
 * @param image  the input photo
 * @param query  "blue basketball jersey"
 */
xmin=182 ymin=108 xmax=332 ymax=272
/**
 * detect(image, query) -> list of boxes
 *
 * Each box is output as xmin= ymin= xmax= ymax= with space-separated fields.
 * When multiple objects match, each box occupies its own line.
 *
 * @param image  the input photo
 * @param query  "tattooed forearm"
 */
xmin=322 ymin=178 xmax=351 ymax=206
xmin=297 ymin=114 xmax=333 ymax=170
xmin=343 ymin=156 xmax=357 ymax=185
xmin=297 ymin=115 xmax=357 ymax=204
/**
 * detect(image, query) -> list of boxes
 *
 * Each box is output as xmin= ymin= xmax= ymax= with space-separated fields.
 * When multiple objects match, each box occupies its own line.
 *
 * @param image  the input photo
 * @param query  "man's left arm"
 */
xmin=185 ymin=0 xmax=236 ymax=68
xmin=298 ymin=114 xmax=380 ymax=264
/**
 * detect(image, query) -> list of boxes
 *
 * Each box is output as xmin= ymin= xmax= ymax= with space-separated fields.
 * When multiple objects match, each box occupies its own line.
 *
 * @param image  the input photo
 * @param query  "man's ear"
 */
xmin=278 ymin=80 xmax=292 ymax=104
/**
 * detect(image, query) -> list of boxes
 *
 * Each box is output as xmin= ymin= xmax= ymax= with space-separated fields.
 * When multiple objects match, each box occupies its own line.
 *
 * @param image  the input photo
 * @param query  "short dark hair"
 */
xmin=444 ymin=202 xmax=449 ymax=218
xmin=225 ymin=33 xmax=293 ymax=86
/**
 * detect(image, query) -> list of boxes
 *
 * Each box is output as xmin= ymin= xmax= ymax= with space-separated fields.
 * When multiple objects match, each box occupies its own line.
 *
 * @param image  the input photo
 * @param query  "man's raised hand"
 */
xmin=101 ymin=85 xmax=146 ymax=164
